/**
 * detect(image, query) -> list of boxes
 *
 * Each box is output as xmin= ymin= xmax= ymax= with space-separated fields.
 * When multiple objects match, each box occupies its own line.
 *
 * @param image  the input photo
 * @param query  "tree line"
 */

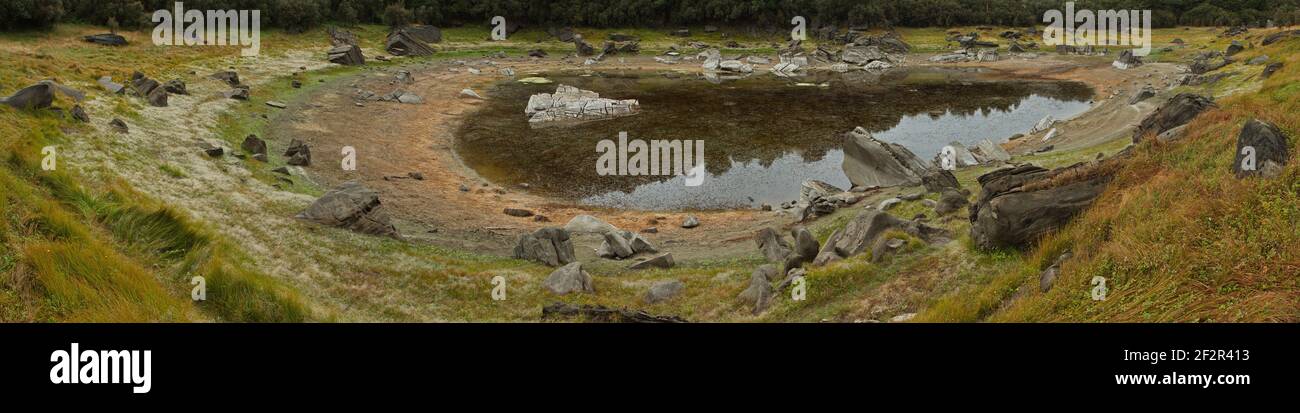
xmin=4 ymin=0 xmax=1299 ymax=32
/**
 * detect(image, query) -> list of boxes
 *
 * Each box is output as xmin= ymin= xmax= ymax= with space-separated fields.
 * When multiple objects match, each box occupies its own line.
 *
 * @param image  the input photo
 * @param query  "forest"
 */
xmin=3 ymin=0 xmax=1299 ymax=33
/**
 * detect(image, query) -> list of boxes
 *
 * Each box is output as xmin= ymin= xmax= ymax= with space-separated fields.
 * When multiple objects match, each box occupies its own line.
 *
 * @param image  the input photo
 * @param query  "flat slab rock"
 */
xmin=296 ymin=181 xmax=399 ymax=238
xmin=524 ymin=84 xmax=639 ymax=127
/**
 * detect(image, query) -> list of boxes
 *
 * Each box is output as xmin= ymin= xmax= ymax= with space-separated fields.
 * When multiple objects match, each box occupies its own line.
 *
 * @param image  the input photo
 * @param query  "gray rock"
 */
xmin=602 ymin=231 xmax=635 ymax=258
xmin=564 ymin=214 xmax=618 ymax=234
xmin=1129 ymin=86 xmax=1157 ymax=105
xmin=241 ymin=135 xmax=267 ymax=155
xmin=681 ymin=215 xmax=700 ymax=228
xmin=738 ymin=266 xmax=775 ymax=314
xmin=922 ymin=168 xmax=961 ymax=193
xmin=841 ymin=126 xmax=930 ymax=188
xmin=524 ymin=84 xmax=639 ymax=127
xmin=1234 ymin=119 xmax=1289 ymax=179
xmin=543 ymin=262 xmax=594 ymax=295
xmin=1134 ymin=94 xmax=1216 ymax=143
xmin=284 ymin=139 xmax=311 ymax=166
xmin=970 ymin=164 xmax=1111 ymax=250
xmin=832 ymin=209 xmax=950 ymax=259
xmin=514 ymin=227 xmax=576 ymax=267
xmin=878 ymin=197 xmax=902 ymax=211
xmin=628 ymin=253 xmax=675 ymax=270
xmin=934 ymin=189 xmax=969 ymax=215
xmin=644 ymin=280 xmax=684 ymax=303
xmin=754 ymin=228 xmax=793 ymax=262
xmin=812 ymin=229 xmax=845 ymax=266
xmin=1039 ymin=251 xmax=1072 ymax=292
xmin=296 ymin=181 xmax=399 ymax=237
xmin=870 ymin=237 xmax=907 ymax=263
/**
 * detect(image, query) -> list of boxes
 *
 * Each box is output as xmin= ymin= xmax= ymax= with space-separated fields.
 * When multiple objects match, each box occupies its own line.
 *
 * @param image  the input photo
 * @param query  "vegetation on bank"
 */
xmin=1 ymin=23 xmax=1295 ymax=322
xmin=6 ymin=0 xmax=1300 ymax=32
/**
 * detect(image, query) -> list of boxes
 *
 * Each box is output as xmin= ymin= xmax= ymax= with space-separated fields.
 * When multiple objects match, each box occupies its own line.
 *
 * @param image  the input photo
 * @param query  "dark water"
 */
xmin=454 ymin=68 xmax=1093 ymax=210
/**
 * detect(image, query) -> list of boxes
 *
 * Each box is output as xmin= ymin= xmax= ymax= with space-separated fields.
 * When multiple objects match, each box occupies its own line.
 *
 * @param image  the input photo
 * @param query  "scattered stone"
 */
xmin=296 ymin=180 xmax=399 ymax=237
xmin=878 ymin=197 xmax=902 ymax=211
xmin=70 ymin=105 xmax=89 ymax=122
xmin=284 ymin=139 xmax=311 ymax=166
xmin=241 ymin=134 xmax=267 ymax=156
xmin=109 ymin=118 xmax=129 ymax=133
xmin=266 ymin=101 xmax=287 ymax=109
xmin=564 ymin=215 xmax=618 ymax=234
xmin=601 ymin=231 xmax=635 ymax=258
xmin=223 ymin=86 xmax=249 ymax=100
xmin=542 ymin=262 xmax=594 ymax=295
xmin=162 ymin=79 xmax=187 ymax=95
xmin=1112 ymin=49 xmax=1143 ymax=69
xmin=98 ymin=76 xmax=125 ymax=94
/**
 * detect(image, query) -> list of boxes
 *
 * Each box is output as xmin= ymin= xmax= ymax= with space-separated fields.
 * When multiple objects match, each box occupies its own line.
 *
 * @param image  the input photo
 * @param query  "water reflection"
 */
xmin=454 ymin=68 xmax=1093 ymax=210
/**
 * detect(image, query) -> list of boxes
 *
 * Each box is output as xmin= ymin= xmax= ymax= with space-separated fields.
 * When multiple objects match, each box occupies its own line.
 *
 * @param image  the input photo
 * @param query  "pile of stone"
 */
xmin=513 ymin=228 xmax=576 ymax=267
xmin=127 ymin=71 xmax=170 ymax=107
xmin=1112 ymin=49 xmax=1143 ymax=70
xmin=385 ymin=28 xmax=435 ymax=56
xmin=327 ymin=27 xmax=365 ymax=65
xmin=524 ymin=84 xmax=640 ymax=127
xmin=782 ymin=180 xmax=869 ymax=221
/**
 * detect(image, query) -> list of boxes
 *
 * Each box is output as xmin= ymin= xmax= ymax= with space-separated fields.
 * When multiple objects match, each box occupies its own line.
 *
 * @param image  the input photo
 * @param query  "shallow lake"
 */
xmin=455 ymin=67 xmax=1093 ymax=210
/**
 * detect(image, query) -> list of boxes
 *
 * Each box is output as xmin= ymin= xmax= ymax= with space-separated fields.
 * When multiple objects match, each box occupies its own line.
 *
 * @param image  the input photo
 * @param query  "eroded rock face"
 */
xmin=841 ymin=127 xmax=931 ymax=189
xmin=1134 ymin=94 xmax=1216 ymax=143
xmin=524 ymin=84 xmax=640 ymax=127
xmin=515 ymin=227 xmax=577 ymax=267
xmin=811 ymin=210 xmax=950 ymax=264
xmin=1234 ymin=119 xmax=1290 ymax=179
xmin=969 ymin=163 xmax=1113 ymax=250
xmin=296 ymin=181 xmax=399 ymax=238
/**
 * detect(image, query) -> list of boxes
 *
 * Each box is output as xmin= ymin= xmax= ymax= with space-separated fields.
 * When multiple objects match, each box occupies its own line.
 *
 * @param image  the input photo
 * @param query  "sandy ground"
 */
xmin=278 ymin=51 xmax=1181 ymax=264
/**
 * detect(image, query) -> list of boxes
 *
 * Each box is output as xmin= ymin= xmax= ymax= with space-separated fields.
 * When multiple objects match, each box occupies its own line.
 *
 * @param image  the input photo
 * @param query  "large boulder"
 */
xmin=83 ymin=33 xmax=128 ymax=46
xmin=296 ymin=181 xmax=399 ymax=238
xmin=386 ymin=30 xmax=435 ymax=56
xmin=969 ymin=163 xmax=1113 ymax=250
xmin=543 ymin=262 xmax=594 ymax=295
xmin=514 ymin=227 xmax=577 ymax=267
xmin=1234 ymin=119 xmax=1290 ymax=179
xmin=921 ymin=168 xmax=961 ymax=193
xmin=841 ymin=127 xmax=930 ymax=188
xmin=0 ymin=80 xmax=84 ymax=110
xmin=524 ymin=84 xmax=640 ymax=127
xmin=823 ymin=210 xmax=950 ymax=262
xmin=564 ymin=214 xmax=618 ymax=234
xmin=754 ymin=228 xmax=792 ymax=262
xmin=1134 ymin=94 xmax=1216 ymax=143
xmin=738 ymin=266 xmax=776 ymax=314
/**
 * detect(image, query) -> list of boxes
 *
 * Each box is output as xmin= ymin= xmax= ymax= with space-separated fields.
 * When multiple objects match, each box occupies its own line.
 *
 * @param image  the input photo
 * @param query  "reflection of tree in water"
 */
xmin=455 ymin=70 xmax=1093 ymax=199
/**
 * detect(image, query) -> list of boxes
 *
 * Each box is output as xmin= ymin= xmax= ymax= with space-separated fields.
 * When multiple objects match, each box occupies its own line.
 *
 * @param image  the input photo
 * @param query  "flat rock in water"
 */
xmin=524 ymin=84 xmax=640 ymax=127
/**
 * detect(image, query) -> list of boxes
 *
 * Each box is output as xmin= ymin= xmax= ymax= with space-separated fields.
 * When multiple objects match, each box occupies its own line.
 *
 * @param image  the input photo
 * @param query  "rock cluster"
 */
xmin=524 ymin=84 xmax=640 ymax=127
